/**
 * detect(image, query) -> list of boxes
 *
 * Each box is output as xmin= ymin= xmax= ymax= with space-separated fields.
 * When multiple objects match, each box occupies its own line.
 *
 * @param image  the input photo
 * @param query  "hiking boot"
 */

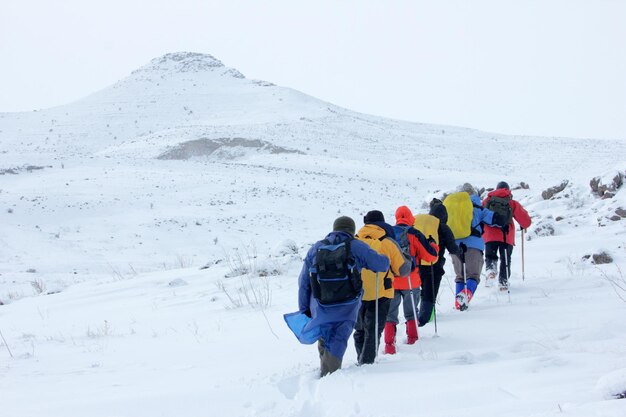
xmin=499 ymin=279 xmax=509 ymax=291
xmin=455 ymin=288 xmax=473 ymax=311
xmin=383 ymin=322 xmax=397 ymax=354
xmin=406 ymin=319 xmax=418 ymax=344
xmin=485 ymin=269 xmax=496 ymax=287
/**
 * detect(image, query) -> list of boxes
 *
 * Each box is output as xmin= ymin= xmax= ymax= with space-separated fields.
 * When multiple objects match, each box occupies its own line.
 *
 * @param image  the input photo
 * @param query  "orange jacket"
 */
xmin=393 ymin=206 xmax=439 ymax=290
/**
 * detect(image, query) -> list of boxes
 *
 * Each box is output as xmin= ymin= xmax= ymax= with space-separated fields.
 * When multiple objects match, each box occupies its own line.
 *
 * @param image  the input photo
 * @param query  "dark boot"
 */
xmin=418 ymin=300 xmax=434 ymax=327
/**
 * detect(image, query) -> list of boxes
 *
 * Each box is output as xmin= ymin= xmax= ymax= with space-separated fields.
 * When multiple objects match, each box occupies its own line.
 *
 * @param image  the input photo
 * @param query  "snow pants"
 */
xmin=386 ymin=288 xmax=420 ymax=324
xmin=485 ymin=241 xmax=513 ymax=284
xmin=417 ymin=264 xmax=444 ymax=326
xmin=452 ymin=248 xmax=484 ymax=284
xmin=354 ymin=298 xmax=391 ymax=365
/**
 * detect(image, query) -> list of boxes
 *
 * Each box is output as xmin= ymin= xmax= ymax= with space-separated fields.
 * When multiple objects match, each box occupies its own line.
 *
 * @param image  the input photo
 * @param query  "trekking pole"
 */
xmin=459 ymin=246 xmax=468 ymax=311
xmin=500 ymin=245 xmax=511 ymax=303
xmin=0 ymin=328 xmax=13 ymax=358
xmin=374 ymin=272 xmax=380 ymax=362
xmin=521 ymin=229 xmax=526 ymax=281
xmin=430 ymin=267 xmax=438 ymax=335
xmin=406 ymin=273 xmax=419 ymax=340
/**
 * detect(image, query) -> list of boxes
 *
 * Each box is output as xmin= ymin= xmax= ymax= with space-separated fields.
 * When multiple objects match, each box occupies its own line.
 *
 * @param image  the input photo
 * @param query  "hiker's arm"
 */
xmin=512 ymin=200 xmax=532 ymax=229
xmin=440 ymin=224 xmax=460 ymax=255
xmin=352 ymin=240 xmax=390 ymax=273
xmin=408 ymin=228 xmax=438 ymax=259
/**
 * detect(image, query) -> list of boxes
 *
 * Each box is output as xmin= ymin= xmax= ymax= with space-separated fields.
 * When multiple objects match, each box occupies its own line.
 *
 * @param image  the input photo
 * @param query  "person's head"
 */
xmin=460 ymin=183 xmax=477 ymax=195
xmin=333 ymin=216 xmax=356 ymax=236
xmin=496 ymin=181 xmax=510 ymax=190
xmin=363 ymin=210 xmax=385 ymax=224
xmin=429 ymin=202 xmax=449 ymax=224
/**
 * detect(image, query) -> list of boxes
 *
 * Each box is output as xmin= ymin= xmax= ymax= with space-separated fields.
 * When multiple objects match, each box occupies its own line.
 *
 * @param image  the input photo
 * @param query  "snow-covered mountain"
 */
xmin=1 ymin=52 xmax=625 ymax=416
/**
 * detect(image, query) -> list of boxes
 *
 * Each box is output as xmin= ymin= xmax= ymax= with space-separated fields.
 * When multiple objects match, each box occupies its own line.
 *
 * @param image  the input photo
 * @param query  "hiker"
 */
xmin=482 ymin=181 xmax=532 ymax=290
xmin=384 ymin=205 xmax=438 ymax=354
xmin=354 ymin=210 xmax=411 ymax=365
xmin=415 ymin=199 xmax=460 ymax=326
xmin=443 ymin=185 xmax=508 ymax=310
xmin=285 ymin=216 xmax=390 ymax=377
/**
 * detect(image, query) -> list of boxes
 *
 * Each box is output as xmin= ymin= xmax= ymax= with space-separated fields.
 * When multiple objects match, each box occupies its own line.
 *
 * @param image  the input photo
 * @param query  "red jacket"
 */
xmin=482 ymin=189 xmax=531 ymax=245
xmin=393 ymin=206 xmax=439 ymax=290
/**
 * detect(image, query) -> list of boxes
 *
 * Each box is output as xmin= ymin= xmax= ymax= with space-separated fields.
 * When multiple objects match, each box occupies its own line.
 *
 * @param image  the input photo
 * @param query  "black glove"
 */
xmin=459 ymin=242 xmax=467 ymax=253
xmin=303 ymin=309 xmax=311 ymax=318
xmin=384 ymin=277 xmax=393 ymax=290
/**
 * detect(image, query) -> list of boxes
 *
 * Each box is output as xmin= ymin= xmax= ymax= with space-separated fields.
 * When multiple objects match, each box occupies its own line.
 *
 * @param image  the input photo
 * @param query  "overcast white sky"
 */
xmin=1 ymin=0 xmax=625 ymax=139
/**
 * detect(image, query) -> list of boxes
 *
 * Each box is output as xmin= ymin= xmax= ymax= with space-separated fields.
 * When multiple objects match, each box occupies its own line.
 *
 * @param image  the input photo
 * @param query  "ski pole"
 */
xmin=521 ymin=229 xmax=525 ymax=281
xmin=374 ymin=271 xmax=379 ymax=362
xmin=500 ymin=244 xmax=511 ymax=302
xmin=430 ymin=266 xmax=438 ymax=335
xmin=406 ymin=273 xmax=419 ymax=340
xmin=0 ymin=328 xmax=13 ymax=358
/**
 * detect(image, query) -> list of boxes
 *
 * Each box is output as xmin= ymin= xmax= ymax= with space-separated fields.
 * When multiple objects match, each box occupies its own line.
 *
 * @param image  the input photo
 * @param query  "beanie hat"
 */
xmin=496 ymin=181 xmax=510 ymax=190
xmin=460 ymin=183 xmax=477 ymax=195
xmin=333 ymin=216 xmax=356 ymax=236
xmin=363 ymin=210 xmax=385 ymax=224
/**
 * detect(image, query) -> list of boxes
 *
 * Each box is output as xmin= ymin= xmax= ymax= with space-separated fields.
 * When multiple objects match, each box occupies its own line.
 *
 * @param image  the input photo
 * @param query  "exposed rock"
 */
xmin=157 ymin=138 xmax=304 ymax=160
xmin=592 ymin=252 xmax=613 ymax=265
xmin=615 ymin=207 xmax=626 ymax=218
xmin=542 ymin=180 xmax=569 ymax=200
xmin=512 ymin=182 xmax=530 ymax=190
xmin=590 ymin=170 xmax=624 ymax=199
xmin=555 ymin=216 xmax=564 ymax=222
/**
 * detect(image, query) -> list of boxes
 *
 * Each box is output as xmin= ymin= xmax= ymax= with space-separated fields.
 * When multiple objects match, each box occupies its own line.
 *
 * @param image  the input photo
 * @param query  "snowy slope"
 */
xmin=1 ymin=52 xmax=625 ymax=416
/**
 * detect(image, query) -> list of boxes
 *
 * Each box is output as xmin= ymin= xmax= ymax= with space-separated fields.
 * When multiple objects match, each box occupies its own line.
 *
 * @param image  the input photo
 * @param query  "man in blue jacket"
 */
xmin=450 ymin=187 xmax=506 ymax=310
xmin=287 ymin=216 xmax=390 ymax=377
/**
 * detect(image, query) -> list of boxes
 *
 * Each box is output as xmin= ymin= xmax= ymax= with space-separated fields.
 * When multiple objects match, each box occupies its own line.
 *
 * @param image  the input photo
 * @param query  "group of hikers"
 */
xmin=284 ymin=181 xmax=532 ymax=377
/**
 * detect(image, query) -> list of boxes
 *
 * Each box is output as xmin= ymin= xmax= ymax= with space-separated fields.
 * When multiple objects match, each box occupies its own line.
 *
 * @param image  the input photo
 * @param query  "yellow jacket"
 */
xmin=356 ymin=224 xmax=409 ymax=301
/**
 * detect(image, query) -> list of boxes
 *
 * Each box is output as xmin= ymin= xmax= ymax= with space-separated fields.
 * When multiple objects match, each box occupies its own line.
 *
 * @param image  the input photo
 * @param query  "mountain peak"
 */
xmin=131 ymin=52 xmax=244 ymax=78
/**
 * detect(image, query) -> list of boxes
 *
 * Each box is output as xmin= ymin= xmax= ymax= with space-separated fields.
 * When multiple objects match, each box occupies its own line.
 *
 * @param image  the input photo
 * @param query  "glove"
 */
xmin=384 ymin=277 xmax=393 ymax=290
xmin=303 ymin=309 xmax=311 ymax=318
xmin=459 ymin=242 xmax=467 ymax=253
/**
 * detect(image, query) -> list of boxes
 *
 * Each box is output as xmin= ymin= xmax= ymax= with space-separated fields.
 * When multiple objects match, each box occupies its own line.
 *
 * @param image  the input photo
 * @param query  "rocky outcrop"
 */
xmin=590 ymin=170 xmax=624 ymax=199
xmin=542 ymin=180 xmax=569 ymax=200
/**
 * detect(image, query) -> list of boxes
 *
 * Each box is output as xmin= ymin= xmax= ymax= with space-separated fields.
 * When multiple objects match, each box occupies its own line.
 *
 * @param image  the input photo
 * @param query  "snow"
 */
xmin=1 ymin=52 xmax=626 ymax=416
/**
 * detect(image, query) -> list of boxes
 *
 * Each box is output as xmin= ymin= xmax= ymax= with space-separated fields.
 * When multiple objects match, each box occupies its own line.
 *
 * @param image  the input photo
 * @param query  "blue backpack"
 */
xmin=393 ymin=225 xmax=416 ymax=270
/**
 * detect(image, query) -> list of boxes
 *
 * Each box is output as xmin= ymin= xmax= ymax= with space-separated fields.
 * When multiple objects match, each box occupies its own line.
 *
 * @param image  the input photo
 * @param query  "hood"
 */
xmin=395 ymin=205 xmax=415 ymax=226
xmin=429 ymin=203 xmax=448 ymax=224
xmin=487 ymin=188 xmax=512 ymax=199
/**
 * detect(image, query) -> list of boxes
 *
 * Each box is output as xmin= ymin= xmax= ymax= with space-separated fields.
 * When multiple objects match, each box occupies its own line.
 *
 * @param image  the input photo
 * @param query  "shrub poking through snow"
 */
xmin=592 ymin=251 xmax=613 ymax=265
xmin=527 ymin=215 xmax=556 ymax=240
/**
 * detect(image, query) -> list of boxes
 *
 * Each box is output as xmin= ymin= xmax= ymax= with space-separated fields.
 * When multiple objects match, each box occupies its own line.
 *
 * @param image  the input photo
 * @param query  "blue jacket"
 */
xmin=456 ymin=194 xmax=495 ymax=251
xmin=291 ymin=231 xmax=389 ymax=358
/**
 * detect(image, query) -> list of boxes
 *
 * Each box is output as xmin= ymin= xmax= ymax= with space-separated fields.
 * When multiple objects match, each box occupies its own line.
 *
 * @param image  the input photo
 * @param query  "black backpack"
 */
xmin=486 ymin=196 xmax=513 ymax=229
xmin=310 ymin=239 xmax=361 ymax=305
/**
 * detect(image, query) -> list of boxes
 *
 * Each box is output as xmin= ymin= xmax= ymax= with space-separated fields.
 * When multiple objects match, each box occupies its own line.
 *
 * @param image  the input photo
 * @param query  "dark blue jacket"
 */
xmin=296 ymin=231 xmax=389 ymax=358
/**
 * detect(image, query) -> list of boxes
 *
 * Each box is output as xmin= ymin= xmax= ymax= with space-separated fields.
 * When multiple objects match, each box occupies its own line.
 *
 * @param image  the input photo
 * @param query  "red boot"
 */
xmin=406 ymin=319 xmax=419 ymax=344
xmin=384 ymin=322 xmax=397 ymax=354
